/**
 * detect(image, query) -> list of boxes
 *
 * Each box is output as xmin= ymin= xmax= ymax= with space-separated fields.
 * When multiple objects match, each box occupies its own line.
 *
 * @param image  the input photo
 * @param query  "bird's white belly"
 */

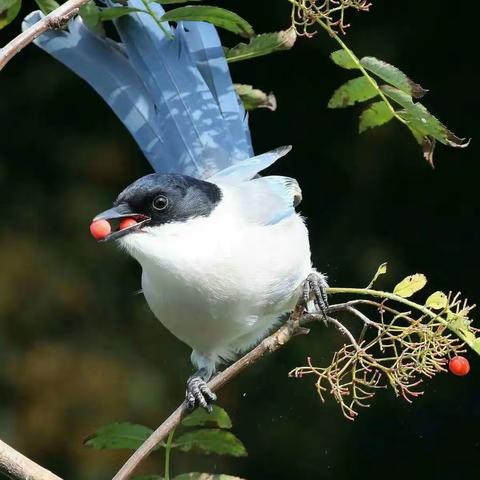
xmin=121 ymin=205 xmax=312 ymax=367
xmin=142 ymin=268 xmax=258 ymax=353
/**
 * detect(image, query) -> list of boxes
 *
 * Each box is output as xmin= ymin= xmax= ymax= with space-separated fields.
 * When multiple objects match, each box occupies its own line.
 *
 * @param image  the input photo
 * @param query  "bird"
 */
xmin=23 ymin=1 xmax=328 ymax=411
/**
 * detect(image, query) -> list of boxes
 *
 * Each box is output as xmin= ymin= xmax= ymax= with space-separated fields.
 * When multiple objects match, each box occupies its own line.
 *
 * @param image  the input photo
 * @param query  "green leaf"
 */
xmin=425 ymin=291 xmax=448 ymax=310
xmin=99 ymin=6 xmax=145 ymax=21
xmin=366 ymin=262 xmax=387 ymax=289
xmin=175 ymin=429 xmax=247 ymax=457
xmin=225 ymin=29 xmax=296 ymax=63
xmin=381 ymin=85 xmax=469 ymax=149
xmin=328 ymin=77 xmax=378 ymax=109
xmin=0 ymin=0 xmax=21 ymax=30
xmin=80 ymin=1 xmax=104 ymax=34
xmin=34 ymin=0 xmax=59 ymax=14
xmin=84 ymin=422 xmax=154 ymax=450
xmin=359 ymin=100 xmax=394 ymax=133
xmin=161 ymin=6 xmax=254 ymax=38
xmin=360 ymin=56 xmax=427 ymax=98
xmin=174 ymin=474 xmax=245 ymax=480
xmin=181 ymin=405 xmax=232 ymax=429
xmin=234 ymin=84 xmax=276 ymax=111
xmin=393 ymin=274 xmax=427 ymax=298
xmin=330 ymin=50 xmax=357 ymax=70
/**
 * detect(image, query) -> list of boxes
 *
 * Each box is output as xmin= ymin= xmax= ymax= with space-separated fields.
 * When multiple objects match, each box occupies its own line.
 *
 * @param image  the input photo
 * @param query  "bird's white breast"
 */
xmin=119 ymin=185 xmax=311 ymax=368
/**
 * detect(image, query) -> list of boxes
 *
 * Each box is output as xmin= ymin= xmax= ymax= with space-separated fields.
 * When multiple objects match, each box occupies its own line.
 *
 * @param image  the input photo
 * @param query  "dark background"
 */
xmin=1 ymin=2 xmax=479 ymax=479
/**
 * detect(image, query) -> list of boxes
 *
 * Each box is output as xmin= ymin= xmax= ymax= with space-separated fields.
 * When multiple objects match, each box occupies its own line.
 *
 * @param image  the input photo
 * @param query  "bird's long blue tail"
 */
xmin=22 ymin=3 xmax=290 ymax=181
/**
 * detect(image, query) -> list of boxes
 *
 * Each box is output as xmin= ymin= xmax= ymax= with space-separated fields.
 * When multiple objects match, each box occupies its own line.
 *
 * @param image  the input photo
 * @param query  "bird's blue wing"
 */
xmin=207 ymin=146 xmax=292 ymax=184
xmin=182 ymin=21 xmax=253 ymax=159
xmin=231 ymin=174 xmax=302 ymax=225
xmin=22 ymin=11 xmax=166 ymax=169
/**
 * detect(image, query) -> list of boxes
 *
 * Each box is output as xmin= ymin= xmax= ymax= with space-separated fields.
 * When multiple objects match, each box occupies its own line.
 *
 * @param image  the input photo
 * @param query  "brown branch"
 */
xmin=0 ymin=439 xmax=62 ymax=480
xmin=0 ymin=0 xmax=91 ymax=72
xmin=111 ymin=302 xmax=352 ymax=480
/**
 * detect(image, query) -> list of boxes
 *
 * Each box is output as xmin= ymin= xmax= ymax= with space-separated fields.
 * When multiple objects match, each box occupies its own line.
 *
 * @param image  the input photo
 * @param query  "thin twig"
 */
xmin=0 ymin=439 xmax=62 ymax=480
xmin=0 ymin=0 xmax=90 ymax=72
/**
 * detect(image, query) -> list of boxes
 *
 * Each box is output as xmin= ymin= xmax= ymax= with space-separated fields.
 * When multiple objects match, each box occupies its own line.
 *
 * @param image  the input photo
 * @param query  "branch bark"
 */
xmin=0 ymin=439 xmax=62 ymax=480
xmin=0 ymin=0 xmax=91 ymax=72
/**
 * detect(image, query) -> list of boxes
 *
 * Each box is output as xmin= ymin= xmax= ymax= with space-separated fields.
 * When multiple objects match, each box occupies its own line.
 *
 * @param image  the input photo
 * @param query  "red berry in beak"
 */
xmin=119 ymin=218 xmax=137 ymax=230
xmin=90 ymin=219 xmax=111 ymax=240
xmin=449 ymin=356 xmax=470 ymax=376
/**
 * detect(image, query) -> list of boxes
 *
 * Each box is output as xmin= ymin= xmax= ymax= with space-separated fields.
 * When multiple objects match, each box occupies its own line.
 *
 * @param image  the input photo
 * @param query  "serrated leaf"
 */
xmin=34 ymin=0 xmax=59 ymax=14
xmin=359 ymin=100 xmax=394 ymax=133
xmin=328 ymin=77 xmax=378 ymax=109
xmin=225 ymin=29 xmax=296 ymax=63
xmin=181 ymin=405 xmax=232 ymax=429
xmin=0 ymin=0 xmax=21 ymax=29
xmin=330 ymin=50 xmax=357 ymax=70
xmin=161 ymin=6 xmax=254 ymax=38
xmin=174 ymin=474 xmax=245 ymax=480
xmin=360 ymin=56 xmax=427 ymax=98
xmin=381 ymin=85 xmax=469 ymax=149
xmin=393 ymin=274 xmax=427 ymax=298
xmin=99 ymin=6 xmax=145 ymax=21
xmin=175 ymin=429 xmax=247 ymax=457
xmin=425 ymin=291 xmax=448 ymax=310
xmin=84 ymin=423 xmax=154 ymax=450
xmin=234 ymin=84 xmax=276 ymax=111
xmin=366 ymin=262 xmax=388 ymax=288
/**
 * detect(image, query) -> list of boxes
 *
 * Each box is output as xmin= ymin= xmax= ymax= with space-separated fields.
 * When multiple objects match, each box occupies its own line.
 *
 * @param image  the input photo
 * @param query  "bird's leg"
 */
xmin=185 ymin=367 xmax=217 ymax=413
xmin=303 ymin=270 xmax=329 ymax=319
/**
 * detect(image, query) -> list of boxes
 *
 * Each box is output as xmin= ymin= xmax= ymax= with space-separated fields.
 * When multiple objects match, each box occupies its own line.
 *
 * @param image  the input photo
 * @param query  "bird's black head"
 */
xmin=92 ymin=174 xmax=222 ymax=242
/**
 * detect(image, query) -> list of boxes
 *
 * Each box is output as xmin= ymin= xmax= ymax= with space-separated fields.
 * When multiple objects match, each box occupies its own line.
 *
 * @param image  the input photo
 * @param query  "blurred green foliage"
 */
xmin=1 ymin=1 xmax=479 ymax=480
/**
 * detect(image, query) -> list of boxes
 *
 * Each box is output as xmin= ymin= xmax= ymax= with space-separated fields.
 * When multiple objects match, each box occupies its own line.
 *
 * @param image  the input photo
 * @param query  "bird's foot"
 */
xmin=186 ymin=372 xmax=217 ymax=413
xmin=303 ymin=271 xmax=329 ymax=320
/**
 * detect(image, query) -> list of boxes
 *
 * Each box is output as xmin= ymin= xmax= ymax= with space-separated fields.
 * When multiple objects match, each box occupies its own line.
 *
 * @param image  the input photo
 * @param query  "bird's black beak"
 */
xmin=92 ymin=203 xmax=150 ymax=242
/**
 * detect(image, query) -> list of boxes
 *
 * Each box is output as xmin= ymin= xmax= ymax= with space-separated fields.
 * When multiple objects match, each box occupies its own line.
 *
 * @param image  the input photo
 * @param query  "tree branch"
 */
xmin=111 ymin=301 xmax=352 ymax=480
xmin=0 ymin=439 xmax=62 ymax=480
xmin=0 ymin=0 xmax=90 ymax=72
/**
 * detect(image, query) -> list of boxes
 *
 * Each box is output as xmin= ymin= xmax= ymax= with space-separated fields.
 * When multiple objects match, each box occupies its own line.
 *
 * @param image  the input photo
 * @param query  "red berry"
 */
xmin=90 ymin=219 xmax=111 ymax=240
xmin=449 ymin=356 xmax=470 ymax=376
xmin=119 ymin=218 xmax=137 ymax=230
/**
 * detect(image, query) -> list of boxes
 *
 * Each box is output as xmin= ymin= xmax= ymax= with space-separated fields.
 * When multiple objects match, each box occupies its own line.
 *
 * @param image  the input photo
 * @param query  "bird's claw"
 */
xmin=303 ymin=271 xmax=329 ymax=320
xmin=186 ymin=375 xmax=217 ymax=412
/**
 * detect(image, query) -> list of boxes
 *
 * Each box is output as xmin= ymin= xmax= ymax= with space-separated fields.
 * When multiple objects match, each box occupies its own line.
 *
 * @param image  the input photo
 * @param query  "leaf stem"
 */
xmin=327 ymin=287 xmax=479 ymax=353
xmin=164 ymin=429 xmax=175 ymax=480
xmin=140 ymin=0 xmax=174 ymax=40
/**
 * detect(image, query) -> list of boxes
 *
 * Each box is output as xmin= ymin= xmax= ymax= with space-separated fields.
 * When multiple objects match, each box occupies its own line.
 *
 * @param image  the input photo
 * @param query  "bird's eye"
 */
xmin=152 ymin=195 xmax=168 ymax=211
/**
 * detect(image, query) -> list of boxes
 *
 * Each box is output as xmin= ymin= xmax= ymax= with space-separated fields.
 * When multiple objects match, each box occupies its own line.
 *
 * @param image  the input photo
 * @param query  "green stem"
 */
xmin=141 ymin=0 xmax=174 ymax=40
xmin=164 ymin=429 xmax=175 ymax=480
xmin=289 ymin=0 xmax=407 ymax=125
xmin=327 ymin=287 xmax=479 ymax=353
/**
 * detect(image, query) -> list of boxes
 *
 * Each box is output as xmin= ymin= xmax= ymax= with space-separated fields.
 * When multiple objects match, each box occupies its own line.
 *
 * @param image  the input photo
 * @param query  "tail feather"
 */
xmin=182 ymin=21 xmax=253 ymax=160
